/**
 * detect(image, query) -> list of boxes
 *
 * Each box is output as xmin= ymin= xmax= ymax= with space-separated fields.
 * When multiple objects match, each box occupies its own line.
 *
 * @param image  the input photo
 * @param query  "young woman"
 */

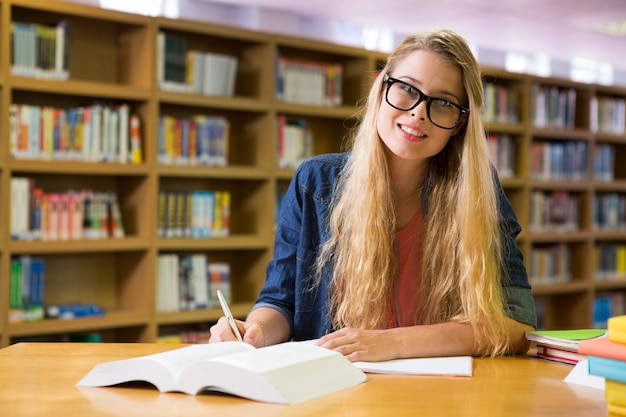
xmin=210 ymin=29 xmax=536 ymax=362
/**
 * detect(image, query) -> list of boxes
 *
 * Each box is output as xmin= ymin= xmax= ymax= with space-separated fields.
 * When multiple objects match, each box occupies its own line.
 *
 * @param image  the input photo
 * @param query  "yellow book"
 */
xmin=213 ymin=191 xmax=222 ymax=236
xmin=609 ymin=315 xmax=626 ymax=344
xmin=617 ymin=246 xmax=626 ymax=277
xmin=609 ymin=402 xmax=626 ymax=417
xmin=608 ymin=379 xmax=626 ymax=408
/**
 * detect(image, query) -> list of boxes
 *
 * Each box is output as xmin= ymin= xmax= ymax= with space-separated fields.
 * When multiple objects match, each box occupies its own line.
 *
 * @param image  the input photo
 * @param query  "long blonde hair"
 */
xmin=317 ymin=29 xmax=511 ymax=356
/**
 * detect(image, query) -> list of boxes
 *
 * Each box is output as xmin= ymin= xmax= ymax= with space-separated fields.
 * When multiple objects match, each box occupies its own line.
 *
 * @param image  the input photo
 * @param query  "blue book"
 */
xmin=587 ymin=355 xmax=626 ymax=383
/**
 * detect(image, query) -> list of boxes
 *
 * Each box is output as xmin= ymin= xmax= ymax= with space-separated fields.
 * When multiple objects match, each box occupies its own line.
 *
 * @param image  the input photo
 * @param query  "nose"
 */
xmin=410 ymin=99 xmax=428 ymax=120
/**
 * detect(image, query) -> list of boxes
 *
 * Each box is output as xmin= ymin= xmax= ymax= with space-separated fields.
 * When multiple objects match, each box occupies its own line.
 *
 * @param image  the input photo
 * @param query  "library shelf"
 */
xmin=1 ymin=0 xmax=625 ymax=346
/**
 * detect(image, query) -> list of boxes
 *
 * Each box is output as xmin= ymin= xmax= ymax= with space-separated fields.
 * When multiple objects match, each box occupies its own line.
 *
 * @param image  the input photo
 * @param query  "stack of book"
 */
xmin=525 ymin=328 xmax=607 ymax=365
xmin=579 ymin=315 xmax=626 ymax=416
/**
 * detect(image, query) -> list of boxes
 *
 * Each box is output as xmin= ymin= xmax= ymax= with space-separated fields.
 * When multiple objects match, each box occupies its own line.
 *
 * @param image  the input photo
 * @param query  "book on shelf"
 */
xmin=529 ymin=243 xmax=572 ymax=286
xmin=46 ymin=303 xmax=105 ymax=320
xmin=156 ymin=253 xmax=231 ymax=312
xmin=531 ymin=83 xmax=577 ymax=129
xmin=11 ymin=20 xmax=70 ymax=80
xmin=593 ymin=194 xmax=626 ymax=233
xmin=77 ymin=341 xmax=367 ymax=405
xmin=594 ymin=241 xmax=626 ymax=279
xmin=156 ymin=31 xmax=238 ymax=96
xmin=275 ymin=54 xmax=343 ymax=106
xmin=157 ymin=330 xmax=213 ymax=344
xmin=525 ymin=329 xmax=607 ymax=364
xmin=157 ymin=114 xmax=229 ymax=166
xmin=10 ymin=178 xmax=125 ymax=242
xmin=594 ymin=295 xmax=626 ymax=329
xmin=530 ymin=141 xmax=588 ymax=181
xmin=157 ymin=190 xmax=230 ymax=239
xmin=9 ymin=256 xmax=45 ymax=323
xmin=9 ymin=103 xmax=142 ymax=164
xmin=590 ymin=95 xmax=626 ymax=135
xmin=129 ymin=114 xmax=143 ymax=164
xmin=486 ymin=133 xmax=515 ymax=179
xmin=594 ymin=143 xmax=615 ymax=182
xmin=528 ymin=190 xmax=581 ymax=233
xmin=276 ymin=115 xmax=313 ymax=169
xmin=481 ymin=82 xmax=520 ymax=124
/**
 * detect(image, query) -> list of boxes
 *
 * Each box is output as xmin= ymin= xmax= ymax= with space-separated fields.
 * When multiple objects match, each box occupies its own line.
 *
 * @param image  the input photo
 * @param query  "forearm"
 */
xmin=246 ymin=306 xmax=291 ymax=346
xmin=319 ymin=316 xmax=533 ymax=362
xmin=392 ymin=317 xmax=533 ymax=358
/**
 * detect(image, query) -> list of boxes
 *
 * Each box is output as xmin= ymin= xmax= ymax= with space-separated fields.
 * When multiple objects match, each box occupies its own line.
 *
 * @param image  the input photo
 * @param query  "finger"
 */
xmin=317 ymin=328 xmax=354 ymax=349
xmin=209 ymin=317 xmax=239 ymax=342
xmin=242 ymin=322 xmax=265 ymax=348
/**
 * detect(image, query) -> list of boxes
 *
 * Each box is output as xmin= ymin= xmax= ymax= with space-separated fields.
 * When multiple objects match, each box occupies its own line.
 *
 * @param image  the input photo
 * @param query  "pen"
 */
xmin=217 ymin=290 xmax=243 ymax=342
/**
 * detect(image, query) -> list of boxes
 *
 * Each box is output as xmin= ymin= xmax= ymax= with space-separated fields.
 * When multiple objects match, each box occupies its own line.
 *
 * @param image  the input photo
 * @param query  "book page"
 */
xmin=77 ymin=342 xmax=254 ymax=392
xmin=143 ymin=342 xmax=254 ymax=379
xmin=207 ymin=341 xmax=337 ymax=373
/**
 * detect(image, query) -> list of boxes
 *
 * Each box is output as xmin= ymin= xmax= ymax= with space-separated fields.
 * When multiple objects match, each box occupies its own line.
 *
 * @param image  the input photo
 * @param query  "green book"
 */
xmin=526 ymin=329 xmax=607 ymax=352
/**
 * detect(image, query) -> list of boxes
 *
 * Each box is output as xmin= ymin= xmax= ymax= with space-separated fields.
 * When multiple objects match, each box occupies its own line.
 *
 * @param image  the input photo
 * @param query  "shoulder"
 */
xmin=297 ymin=153 xmax=349 ymax=172
xmin=294 ymin=153 xmax=349 ymax=184
xmin=291 ymin=153 xmax=349 ymax=203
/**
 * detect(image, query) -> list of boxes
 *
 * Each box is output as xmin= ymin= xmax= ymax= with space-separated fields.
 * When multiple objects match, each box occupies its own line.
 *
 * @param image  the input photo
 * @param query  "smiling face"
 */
xmin=376 ymin=50 xmax=467 ymax=164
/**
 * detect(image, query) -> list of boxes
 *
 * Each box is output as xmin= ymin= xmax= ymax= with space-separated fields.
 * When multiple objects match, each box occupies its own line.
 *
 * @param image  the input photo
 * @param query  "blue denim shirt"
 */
xmin=253 ymin=153 xmax=536 ymax=340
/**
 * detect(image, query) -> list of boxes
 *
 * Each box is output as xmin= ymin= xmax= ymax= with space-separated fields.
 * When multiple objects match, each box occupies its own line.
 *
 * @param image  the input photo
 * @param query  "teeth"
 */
xmin=401 ymin=125 xmax=425 ymax=137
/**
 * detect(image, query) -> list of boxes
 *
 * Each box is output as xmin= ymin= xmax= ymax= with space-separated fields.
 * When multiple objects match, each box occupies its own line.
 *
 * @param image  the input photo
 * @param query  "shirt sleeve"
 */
xmin=496 ymin=174 xmax=538 ymax=328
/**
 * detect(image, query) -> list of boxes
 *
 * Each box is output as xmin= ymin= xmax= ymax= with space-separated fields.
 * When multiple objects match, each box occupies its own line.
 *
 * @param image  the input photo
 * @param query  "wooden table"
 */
xmin=0 ymin=342 xmax=607 ymax=416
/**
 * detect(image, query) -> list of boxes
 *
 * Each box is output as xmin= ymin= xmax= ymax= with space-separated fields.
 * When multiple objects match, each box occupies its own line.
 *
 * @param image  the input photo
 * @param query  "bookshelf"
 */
xmin=0 ymin=0 xmax=624 ymax=347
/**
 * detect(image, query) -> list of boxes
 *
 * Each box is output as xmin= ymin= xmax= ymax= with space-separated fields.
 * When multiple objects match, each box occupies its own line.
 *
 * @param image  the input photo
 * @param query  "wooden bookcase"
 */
xmin=0 ymin=0 xmax=624 ymax=347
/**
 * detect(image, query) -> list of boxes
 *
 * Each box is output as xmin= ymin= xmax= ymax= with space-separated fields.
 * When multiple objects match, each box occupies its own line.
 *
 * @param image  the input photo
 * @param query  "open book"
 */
xmin=77 ymin=341 xmax=366 ymax=405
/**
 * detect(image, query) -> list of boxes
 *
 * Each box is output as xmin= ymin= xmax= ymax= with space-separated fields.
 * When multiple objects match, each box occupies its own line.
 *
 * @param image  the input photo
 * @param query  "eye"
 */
xmin=399 ymin=82 xmax=419 ymax=95
xmin=433 ymin=98 xmax=454 ymax=108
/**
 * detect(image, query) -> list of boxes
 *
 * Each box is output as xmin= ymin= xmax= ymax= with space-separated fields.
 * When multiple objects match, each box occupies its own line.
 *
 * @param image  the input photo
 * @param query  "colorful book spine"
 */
xmin=8 ymin=256 xmax=45 ymax=323
xmin=155 ymin=253 xmax=231 ymax=312
xmin=11 ymin=20 xmax=69 ymax=80
xmin=587 ymin=355 xmax=626 ymax=383
xmin=158 ymin=189 xmax=230 ymax=239
xmin=10 ymin=177 xmax=125 ymax=241
xmin=9 ymin=103 xmax=139 ymax=164
xmin=581 ymin=315 xmax=626 ymax=412
xmin=157 ymin=114 xmax=229 ymax=166
xmin=275 ymin=55 xmax=343 ymax=106
xmin=607 ymin=379 xmax=626 ymax=408
xmin=608 ymin=403 xmax=626 ymax=416
xmin=610 ymin=315 xmax=626 ymax=344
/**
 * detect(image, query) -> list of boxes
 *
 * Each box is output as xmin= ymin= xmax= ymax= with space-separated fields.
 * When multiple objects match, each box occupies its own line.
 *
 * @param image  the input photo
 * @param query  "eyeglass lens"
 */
xmin=386 ymin=80 xmax=463 ymax=129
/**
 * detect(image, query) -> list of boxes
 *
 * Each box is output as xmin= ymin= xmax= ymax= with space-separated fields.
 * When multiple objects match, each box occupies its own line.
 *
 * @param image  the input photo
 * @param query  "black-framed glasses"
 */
xmin=383 ymin=74 xmax=469 ymax=129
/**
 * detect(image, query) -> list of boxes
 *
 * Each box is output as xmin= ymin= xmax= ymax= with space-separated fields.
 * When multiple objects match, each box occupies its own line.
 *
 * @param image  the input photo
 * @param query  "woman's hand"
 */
xmin=208 ymin=317 xmax=269 ymax=348
xmin=209 ymin=316 xmax=245 ymax=343
xmin=316 ymin=327 xmax=401 ymax=362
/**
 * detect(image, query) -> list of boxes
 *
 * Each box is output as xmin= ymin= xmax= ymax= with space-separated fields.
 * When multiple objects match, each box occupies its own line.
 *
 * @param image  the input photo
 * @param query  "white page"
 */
xmin=563 ymin=359 xmax=605 ymax=390
xmin=354 ymin=356 xmax=473 ymax=376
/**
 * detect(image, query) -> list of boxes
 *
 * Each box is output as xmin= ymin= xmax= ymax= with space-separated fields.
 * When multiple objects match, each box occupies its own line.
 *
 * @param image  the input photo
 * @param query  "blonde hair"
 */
xmin=317 ymin=29 xmax=511 ymax=356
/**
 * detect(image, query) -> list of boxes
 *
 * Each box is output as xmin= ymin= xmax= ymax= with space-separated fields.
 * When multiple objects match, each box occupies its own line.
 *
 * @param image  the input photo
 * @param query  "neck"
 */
xmin=386 ymin=154 xmax=428 ymax=230
xmin=387 ymin=156 xmax=427 ymax=198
